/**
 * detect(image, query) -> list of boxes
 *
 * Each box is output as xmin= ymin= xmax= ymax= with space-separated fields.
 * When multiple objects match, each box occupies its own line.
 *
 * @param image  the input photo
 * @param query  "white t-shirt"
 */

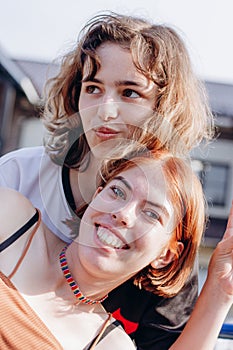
xmin=0 ymin=146 xmax=73 ymax=242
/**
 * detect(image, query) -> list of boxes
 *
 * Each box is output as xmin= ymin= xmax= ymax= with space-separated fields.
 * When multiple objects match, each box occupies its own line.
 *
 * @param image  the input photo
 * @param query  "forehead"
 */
xmin=96 ymin=43 xmax=132 ymax=65
xmin=115 ymin=160 xmax=167 ymax=195
xmin=83 ymin=42 xmax=147 ymax=82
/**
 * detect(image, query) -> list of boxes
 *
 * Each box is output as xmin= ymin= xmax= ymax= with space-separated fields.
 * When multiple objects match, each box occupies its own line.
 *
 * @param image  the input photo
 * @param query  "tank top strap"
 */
xmin=83 ymin=313 xmax=112 ymax=350
xmin=83 ymin=313 xmax=124 ymax=350
xmin=0 ymin=209 xmax=40 ymax=252
xmin=0 ymin=209 xmax=41 ymax=279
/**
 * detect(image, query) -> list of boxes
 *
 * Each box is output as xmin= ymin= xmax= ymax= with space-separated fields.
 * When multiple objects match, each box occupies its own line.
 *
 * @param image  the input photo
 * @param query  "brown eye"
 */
xmin=85 ymin=85 xmax=100 ymax=94
xmin=123 ymin=89 xmax=140 ymax=98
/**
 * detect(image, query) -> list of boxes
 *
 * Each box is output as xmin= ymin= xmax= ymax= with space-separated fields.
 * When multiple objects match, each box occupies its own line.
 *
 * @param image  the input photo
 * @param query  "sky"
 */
xmin=0 ymin=0 xmax=233 ymax=84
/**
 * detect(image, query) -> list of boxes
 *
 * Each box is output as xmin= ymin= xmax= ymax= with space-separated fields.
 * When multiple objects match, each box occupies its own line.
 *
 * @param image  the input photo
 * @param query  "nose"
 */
xmin=111 ymin=202 xmax=137 ymax=228
xmin=97 ymin=98 xmax=119 ymax=122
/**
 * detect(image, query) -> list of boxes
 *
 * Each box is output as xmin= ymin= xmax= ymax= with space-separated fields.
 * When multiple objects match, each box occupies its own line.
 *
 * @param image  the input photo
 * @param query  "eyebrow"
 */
xmin=114 ymin=176 xmax=170 ymax=219
xmin=114 ymin=176 xmax=132 ymax=190
xmin=82 ymin=77 xmax=144 ymax=88
xmin=147 ymin=200 xmax=170 ymax=220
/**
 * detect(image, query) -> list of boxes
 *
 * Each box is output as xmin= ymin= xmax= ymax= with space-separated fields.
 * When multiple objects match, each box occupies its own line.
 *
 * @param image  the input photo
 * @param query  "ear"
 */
xmin=151 ymin=242 xmax=184 ymax=269
xmin=92 ymin=186 xmax=103 ymax=199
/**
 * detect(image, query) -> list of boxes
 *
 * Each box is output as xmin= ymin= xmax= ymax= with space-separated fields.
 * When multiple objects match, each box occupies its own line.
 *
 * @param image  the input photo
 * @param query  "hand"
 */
xmin=208 ymin=201 xmax=233 ymax=298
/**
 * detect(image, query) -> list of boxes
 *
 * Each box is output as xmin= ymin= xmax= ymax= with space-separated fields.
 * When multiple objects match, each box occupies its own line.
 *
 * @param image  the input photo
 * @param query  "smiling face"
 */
xmin=77 ymin=159 xmax=174 ymax=284
xmin=79 ymin=43 xmax=158 ymax=158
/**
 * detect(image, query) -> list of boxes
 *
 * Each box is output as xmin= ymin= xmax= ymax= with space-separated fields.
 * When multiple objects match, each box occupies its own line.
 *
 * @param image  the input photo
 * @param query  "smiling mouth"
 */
xmin=96 ymin=225 xmax=129 ymax=250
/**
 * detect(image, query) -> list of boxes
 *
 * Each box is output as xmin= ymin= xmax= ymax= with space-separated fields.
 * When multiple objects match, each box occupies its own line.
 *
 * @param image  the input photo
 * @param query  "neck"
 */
xmin=61 ymin=243 xmax=118 ymax=304
xmin=70 ymin=153 xmax=101 ymax=208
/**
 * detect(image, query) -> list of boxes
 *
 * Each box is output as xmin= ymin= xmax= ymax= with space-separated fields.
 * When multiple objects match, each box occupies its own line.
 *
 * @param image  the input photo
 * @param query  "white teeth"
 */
xmin=97 ymin=226 xmax=124 ymax=249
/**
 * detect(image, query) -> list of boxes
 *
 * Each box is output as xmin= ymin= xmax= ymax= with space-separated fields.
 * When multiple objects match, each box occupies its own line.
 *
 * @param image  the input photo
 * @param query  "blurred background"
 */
xmin=1 ymin=0 xmax=233 ymax=82
xmin=0 ymin=1 xmax=233 ymax=347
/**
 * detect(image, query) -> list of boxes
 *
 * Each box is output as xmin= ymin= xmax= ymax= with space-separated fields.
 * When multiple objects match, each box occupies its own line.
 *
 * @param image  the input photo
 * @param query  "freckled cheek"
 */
xmin=137 ymin=229 xmax=170 ymax=250
xmin=88 ymin=192 xmax=112 ymax=209
xmin=131 ymin=225 xmax=153 ymax=244
xmin=135 ymin=241 xmax=162 ymax=261
xmin=74 ymin=219 xmax=91 ymax=245
xmin=89 ymin=198 xmax=119 ymax=215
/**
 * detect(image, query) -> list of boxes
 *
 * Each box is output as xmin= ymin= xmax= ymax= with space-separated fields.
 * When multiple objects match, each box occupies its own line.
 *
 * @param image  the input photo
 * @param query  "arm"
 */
xmin=170 ymin=202 xmax=233 ymax=350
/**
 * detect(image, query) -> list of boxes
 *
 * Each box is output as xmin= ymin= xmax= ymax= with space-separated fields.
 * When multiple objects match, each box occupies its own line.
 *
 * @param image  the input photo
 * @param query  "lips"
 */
xmin=94 ymin=127 xmax=120 ymax=140
xmin=96 ymin=225 xmax=129 ymax=250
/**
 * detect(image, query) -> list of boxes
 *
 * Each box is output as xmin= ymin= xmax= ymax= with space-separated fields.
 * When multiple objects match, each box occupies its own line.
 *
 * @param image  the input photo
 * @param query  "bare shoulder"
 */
xmin=0 ymin=187 xmax=36 ymax=243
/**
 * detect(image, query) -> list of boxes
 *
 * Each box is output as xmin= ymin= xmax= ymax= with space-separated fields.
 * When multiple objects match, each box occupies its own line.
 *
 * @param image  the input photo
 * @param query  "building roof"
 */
xmin=0 ymin=46 xmax=40 ymax=105
xmin=14 ymin=59 xmax=59 ymax=99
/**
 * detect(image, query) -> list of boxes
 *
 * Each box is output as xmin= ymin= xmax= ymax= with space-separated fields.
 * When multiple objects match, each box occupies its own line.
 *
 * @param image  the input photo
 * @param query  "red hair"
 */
xmin=100 ymin=148 xmax=206 ymax=297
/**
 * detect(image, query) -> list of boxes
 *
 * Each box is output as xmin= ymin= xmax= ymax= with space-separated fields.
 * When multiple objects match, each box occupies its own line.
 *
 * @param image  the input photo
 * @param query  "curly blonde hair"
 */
xmin=42 ymin=11 xmax=214 ymax=167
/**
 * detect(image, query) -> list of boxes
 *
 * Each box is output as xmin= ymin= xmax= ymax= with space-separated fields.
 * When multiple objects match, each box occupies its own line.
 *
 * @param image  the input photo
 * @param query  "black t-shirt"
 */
xmin=102 ymin=266 xmax=198 ymax=350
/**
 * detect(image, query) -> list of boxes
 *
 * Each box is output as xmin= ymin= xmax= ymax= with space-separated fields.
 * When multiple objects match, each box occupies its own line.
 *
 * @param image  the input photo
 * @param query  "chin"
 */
xmin=92 ymin=139 xmax=122 ymax=158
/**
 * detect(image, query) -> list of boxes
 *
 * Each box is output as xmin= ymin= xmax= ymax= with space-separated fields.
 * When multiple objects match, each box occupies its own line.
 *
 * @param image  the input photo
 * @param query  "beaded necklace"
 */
xmin=59 ymin=245 xmax=108 ymax=305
